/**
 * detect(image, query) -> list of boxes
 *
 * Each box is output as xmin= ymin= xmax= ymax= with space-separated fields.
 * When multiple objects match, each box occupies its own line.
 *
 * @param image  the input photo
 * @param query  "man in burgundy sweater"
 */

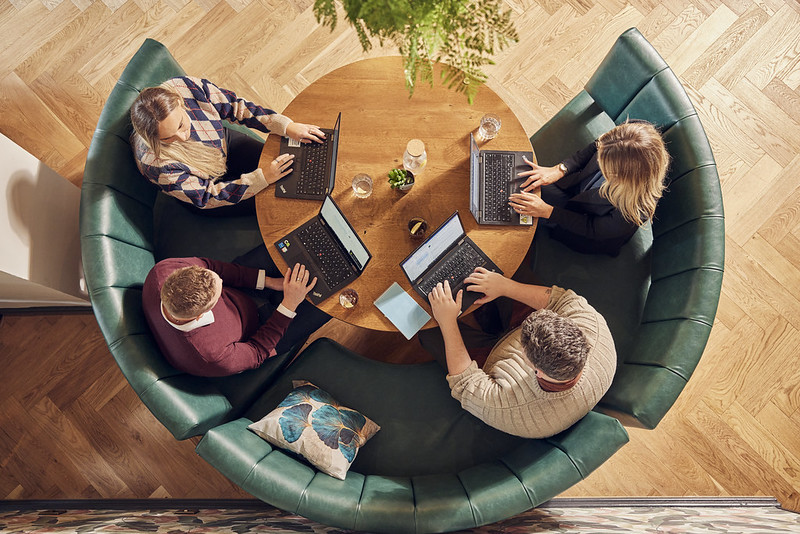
xmin=143 ymin=256 xmax=323 ymax=377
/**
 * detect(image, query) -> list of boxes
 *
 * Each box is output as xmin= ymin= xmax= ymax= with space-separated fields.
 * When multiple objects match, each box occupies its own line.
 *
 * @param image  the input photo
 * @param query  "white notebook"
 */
xmin=374 ymin=282 xmax=432 ymax=340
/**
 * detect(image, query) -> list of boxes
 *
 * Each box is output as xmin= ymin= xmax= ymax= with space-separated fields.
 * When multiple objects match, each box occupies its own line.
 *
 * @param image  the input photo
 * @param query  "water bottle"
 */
xmin=403 ymin=139 xmax=427 ymax=174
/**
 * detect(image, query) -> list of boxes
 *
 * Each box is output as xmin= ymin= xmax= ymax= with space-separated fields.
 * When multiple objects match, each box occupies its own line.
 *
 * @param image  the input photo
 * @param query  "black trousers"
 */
xmin=187 ymin=127 xmax=265 ymax=217
xmin=233 ymin=244 xmax=331 ymax=355
xmin=418 ymin=298 xmax=516 ymax=370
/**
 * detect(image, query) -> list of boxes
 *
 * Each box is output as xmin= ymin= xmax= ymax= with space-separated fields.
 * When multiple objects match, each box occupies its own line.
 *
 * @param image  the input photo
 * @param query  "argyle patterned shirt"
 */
xmin=132 ymin=76 xmax=292 ymax=208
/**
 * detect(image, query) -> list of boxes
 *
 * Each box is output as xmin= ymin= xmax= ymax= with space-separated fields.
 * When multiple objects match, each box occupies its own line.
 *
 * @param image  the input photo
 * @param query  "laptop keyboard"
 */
xmin=418 ymin=242 xmax=484 ymax=296
xmin=483 ymin=153 xmax=514 ymax=222
xmin=297 ymin=220 xmax=352 ymax=288
xmin=297 ymin=140 xmax=330 ymax=196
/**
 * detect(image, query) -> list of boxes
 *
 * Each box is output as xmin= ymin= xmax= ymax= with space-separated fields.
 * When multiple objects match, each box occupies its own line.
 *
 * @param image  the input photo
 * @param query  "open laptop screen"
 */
xmin=320 ymin=196 xmax=370 ymax=270
xmin=469 ymin=133 xmax=480 ymax=215
xmin=328 ymin=113 xmax=341 ymax=192
xmin=401 ymin=212 xmax=464 ymax=282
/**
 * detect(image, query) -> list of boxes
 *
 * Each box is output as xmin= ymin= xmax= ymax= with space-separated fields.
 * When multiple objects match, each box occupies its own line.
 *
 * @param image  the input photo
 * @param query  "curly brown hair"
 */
xmin=520 ymin=309 xmax=588 ymax=381
xmin=160 ymin=266 xmax=218 ymax=320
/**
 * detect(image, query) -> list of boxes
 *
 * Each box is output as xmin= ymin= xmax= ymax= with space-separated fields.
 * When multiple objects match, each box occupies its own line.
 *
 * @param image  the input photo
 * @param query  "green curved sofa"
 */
xmin=79 ymin=39 xmax=286 ymax=441
xmin=527 ymin=28 xmax=725 ymax=428
xmin=80 ymin=38 xmax=629 ymax=533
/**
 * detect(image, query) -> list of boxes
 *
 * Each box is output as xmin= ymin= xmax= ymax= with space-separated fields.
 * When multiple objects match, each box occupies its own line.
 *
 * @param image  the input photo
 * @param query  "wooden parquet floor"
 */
xmin=1 ymin=0 xmax=800 ymax=514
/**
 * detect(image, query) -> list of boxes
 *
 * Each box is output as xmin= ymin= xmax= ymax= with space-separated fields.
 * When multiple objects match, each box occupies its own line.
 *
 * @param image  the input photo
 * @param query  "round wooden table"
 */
xmin=256 ymin=56 xmax=536 ymax=332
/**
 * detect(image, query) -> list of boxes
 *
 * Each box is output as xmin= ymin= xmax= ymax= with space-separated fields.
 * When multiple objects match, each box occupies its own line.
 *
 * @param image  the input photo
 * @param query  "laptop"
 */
xmin=275 ymin=112 xmax=341 ymax=200
xmin=469 ymin=132 xmax=535 ymax=225
xmin=274 ymin=195 xmax=371 ymax=304
xmin=400 ymin=211 xmax=502 ymax=313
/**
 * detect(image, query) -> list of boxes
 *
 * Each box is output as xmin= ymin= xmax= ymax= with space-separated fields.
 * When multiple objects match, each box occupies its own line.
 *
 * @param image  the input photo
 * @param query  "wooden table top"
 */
xmin=256 ymin=56 xmax=536 ymax=332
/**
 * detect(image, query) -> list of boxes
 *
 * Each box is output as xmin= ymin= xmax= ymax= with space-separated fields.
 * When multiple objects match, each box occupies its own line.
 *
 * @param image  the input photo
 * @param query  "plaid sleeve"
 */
xmin=188 ymin=77 xmax=292 ymax=136
xmin=140 ymin=159 xmax=269 ymax=209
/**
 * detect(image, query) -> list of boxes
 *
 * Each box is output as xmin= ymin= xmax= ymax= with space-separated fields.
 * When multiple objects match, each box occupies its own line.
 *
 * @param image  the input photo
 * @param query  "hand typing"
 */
xmin=518 ymin=156 xmax=564 ymax=192
xmin=286 ymin=122 xmax=326 ymax=144
xmin=508 ymin=191 xmax=553 ymax=219
xmin=428 ymin=280 xmax=463 ymax=327
xmin=281 ymin=263 xmax=317 ymax=312
xmin=266 ymin=153 xmax=294 ymax=184
xmin=464 ymin=267 xmax=511 ymax=305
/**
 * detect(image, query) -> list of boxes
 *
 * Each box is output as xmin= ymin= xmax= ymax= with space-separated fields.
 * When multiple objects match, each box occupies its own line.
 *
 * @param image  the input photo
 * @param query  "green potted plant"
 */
xmin=388 ymin=167 xmax=415 ymax=191
xmin=313 ymin=0 xmax=518 ymax=103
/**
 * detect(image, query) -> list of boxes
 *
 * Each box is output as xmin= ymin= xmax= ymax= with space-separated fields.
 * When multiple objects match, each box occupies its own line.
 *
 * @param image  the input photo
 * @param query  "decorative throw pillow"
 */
xmin=248 ymin=381 xmax=380 ymax=480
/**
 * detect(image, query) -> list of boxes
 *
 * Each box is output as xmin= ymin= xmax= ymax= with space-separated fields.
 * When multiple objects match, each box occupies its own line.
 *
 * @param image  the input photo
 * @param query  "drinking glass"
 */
xmin=352 ymin=173 xmax=373 ymax=198
xmin=408 ymin=217 xmax=428 ymax=240
xmin=339 ymin=288 xmax=359 ymax=308
xmin=478 ymin=113 xmax=501 ymax=141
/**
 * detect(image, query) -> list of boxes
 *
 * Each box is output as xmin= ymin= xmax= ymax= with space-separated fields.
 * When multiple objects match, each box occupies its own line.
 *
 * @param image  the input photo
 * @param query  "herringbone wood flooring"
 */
xmin=2 ymin=0 xmax=800 ymax=514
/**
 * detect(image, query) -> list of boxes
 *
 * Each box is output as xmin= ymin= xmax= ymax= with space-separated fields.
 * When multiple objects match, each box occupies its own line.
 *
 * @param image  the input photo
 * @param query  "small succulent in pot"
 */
xmin=388 ymin=168 xmax=415 ymax=191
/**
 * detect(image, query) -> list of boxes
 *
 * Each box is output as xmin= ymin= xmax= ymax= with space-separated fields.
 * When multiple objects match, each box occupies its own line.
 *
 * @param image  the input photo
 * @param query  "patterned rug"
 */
xmin=1 ymin=499 xmax=799 ymax=533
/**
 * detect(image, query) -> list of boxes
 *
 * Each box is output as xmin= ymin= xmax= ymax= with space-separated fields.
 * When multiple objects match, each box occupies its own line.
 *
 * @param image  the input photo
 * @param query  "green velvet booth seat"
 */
xmin=527 ymin=28 xmax=724 ymax=428
xmin=79 ymin=38 xmax=296 ymax=440
xmin=196 ymin=338 xmax=629 ymax=533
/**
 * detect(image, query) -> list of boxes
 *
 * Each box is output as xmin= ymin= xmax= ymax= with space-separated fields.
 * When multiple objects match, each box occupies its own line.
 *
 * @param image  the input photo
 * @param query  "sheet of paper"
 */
xmin=374 ymin=282 xmax=431 ymax=340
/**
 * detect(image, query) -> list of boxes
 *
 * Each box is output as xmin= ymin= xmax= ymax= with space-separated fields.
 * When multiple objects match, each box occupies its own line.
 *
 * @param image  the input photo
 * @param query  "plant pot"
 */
xmin=396 ymin=170 xmax=415 ymax=191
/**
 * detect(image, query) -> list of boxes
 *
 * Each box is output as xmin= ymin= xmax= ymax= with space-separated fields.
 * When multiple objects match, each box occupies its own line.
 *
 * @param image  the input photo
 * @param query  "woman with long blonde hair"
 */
xmin=130 ymin=76 xmax=324 ymax=212
xmin=509 ymin=120 xmax=670 ymax=256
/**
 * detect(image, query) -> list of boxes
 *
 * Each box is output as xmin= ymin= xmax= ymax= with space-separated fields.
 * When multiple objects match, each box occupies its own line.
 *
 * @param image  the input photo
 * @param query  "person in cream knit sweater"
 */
xmin=426 ymin=268 xmax=616 ymax=439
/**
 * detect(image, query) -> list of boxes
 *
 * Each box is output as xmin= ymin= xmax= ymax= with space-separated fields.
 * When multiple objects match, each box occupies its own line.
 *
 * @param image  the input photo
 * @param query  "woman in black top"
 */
xmin=510 ymin=121 xmax=670 ymax=256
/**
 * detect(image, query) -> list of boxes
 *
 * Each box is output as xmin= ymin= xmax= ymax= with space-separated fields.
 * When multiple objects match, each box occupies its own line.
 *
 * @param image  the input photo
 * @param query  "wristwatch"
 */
xmin=557 ymin=162 xmax=568 ymax=175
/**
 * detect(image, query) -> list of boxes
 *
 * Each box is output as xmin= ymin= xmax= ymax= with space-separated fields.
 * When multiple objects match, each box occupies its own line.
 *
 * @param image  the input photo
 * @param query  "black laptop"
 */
xmin=469 ymin=132 xmax=535 ymax=225
xmin=275 ymin=112 xmax=341 ymax=200
xmin=275 ymin=195 xmax=371 ymax=304
xmin=400 ymin=211 xmax=502 ymax=312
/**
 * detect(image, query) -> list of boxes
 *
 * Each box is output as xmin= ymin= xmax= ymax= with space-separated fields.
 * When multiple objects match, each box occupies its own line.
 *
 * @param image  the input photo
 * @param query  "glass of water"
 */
xmin=478 ymin=113 xmax=501 ymax=141
xmin=339 ymin=288 xmax=359 ymax=308
xmin=352 ymin=173 xmax=373 ymax=198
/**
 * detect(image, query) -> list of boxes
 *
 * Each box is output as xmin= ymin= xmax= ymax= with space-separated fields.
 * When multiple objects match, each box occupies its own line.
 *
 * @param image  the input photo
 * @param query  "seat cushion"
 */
xmin=243 ymin=338 xmax=524 ymax=477
xmin=152 ymin=194 xmax=264 ymax=262
xmin=527 ymin=223 xmax=652 ymax=365
xmin=529 ymin=90 xmax=616 ymax=168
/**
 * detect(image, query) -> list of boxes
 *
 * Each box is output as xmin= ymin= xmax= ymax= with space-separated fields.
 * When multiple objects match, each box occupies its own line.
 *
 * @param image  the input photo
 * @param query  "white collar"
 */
xmin=161 ymin=302 xmax=215 ymax=332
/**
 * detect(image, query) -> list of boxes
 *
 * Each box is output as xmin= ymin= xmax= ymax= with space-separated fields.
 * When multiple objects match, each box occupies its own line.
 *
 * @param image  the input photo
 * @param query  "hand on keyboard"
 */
xmin=281 ymin=263 xmax=317 ymax=312
xmin=428 ymin=280 xmax=463 ymax=327
xmin=464 ymin=267 xmax=510 ymax=306
xmin=266 ymin=153 xmax=295 ymax=184
xmin=518 ymin=156 xmax=564 ymax=192
xmin=508 ymin=191 xmax=553 ymax=219
xmin=286 ymin=122 xmax=326 ymax=144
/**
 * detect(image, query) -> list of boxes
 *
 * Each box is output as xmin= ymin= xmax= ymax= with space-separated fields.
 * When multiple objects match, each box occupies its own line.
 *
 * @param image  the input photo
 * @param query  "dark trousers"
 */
xmin=234 ymin=244 xmax=331 ymax=354
xmin=418 ymin=298 xmax=518 ymax=371
xmin=187 ymin=127 xmax=265 ymax=218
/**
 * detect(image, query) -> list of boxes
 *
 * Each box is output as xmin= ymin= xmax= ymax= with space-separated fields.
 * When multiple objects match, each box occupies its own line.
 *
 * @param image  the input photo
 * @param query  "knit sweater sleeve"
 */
xmin=447 ymin=358 xmax=538 ymax=412
xmin=187 ymin=77 xmax=292 ymax=137
xmin=132 ymin=133 xmax=268 ymax=209
xmin=204 ymin=311 xmax=292 ymax=375
xmin=446 ymin=286 xmax=617 ymax=438
xmin=197 ymin=257 xmax=259 ymax=288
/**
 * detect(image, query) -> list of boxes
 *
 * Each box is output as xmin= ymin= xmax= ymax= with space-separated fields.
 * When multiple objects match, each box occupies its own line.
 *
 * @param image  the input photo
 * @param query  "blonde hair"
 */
xmin=161 ymin=266 xmax=218 ymax=319
xmin=596 ymin=121 xmax=670 ymax=226
xmin=130 ymin=86 xmax=227 ymax=179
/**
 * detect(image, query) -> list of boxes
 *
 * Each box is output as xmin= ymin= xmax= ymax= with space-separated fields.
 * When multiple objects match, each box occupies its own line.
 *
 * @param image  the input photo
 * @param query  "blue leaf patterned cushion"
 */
xmin=248 ymin=381 xmax=380 ymax=480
